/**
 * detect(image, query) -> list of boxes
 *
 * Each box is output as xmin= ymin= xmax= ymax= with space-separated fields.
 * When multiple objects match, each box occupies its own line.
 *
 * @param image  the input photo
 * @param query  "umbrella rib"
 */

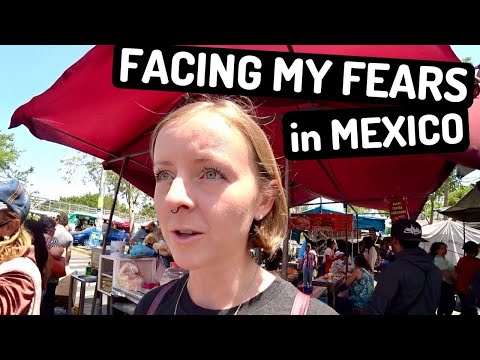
xmin=31 ymin=118 xmax=118 ymax=157
xmin=112 ymin=94 xmax=190 ymax=157
xmin=30 ymin=118 xmax=152 ymax=172
xmin=316 ymin=159 xmax=347 ymax=202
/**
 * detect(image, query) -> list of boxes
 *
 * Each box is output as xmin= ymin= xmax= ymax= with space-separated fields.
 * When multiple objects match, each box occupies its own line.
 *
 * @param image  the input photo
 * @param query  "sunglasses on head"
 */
xmin=0 ymin=218 xmax=14 ymax=228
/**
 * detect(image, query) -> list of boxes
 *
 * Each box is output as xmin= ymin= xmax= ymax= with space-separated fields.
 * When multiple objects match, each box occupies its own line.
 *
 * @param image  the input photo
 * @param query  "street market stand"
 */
xmin=97 ymin=255 xmax=157 ymax=315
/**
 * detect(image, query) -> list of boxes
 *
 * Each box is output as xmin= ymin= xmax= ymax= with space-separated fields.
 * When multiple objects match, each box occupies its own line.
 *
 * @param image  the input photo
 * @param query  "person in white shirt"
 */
xmin=323 ymin=239 xmax=336 ymax=274
xmin=54 ymin=212 xmax=73 ymax=266
xmin=302 ymin=243 xmax=317 ymax=287
xmin=363 ymin=237 xmax=377 ymax=273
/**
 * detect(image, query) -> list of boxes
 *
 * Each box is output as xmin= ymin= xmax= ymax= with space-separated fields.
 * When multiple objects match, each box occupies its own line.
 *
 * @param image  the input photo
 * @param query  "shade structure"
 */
xmin=10 ymin=45 xmax=480 ymax=219
xmin=439 ymin=182 xmax=480 ymax=222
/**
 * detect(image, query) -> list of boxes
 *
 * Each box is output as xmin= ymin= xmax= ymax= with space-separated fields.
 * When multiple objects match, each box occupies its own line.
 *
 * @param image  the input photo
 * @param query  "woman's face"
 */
xmin=153 ymin=112 xmax=270 ymax=271
xmin=438 ymin=244 xmax=448 ymax=257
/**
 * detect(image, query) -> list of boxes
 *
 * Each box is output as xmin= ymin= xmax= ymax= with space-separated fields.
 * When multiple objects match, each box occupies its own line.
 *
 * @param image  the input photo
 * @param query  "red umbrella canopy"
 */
xmin=10 ymin=45 xmax=479 ymax=219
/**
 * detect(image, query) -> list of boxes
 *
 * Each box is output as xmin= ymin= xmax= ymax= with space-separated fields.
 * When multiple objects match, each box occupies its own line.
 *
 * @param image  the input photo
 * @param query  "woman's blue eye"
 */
xmin=204 ymin=170 xmax=219 ymax=179
xmin=155 ymin=170 xmax=171 ymax=181
xmin=159 ymin=172 xmax=170 ymax=181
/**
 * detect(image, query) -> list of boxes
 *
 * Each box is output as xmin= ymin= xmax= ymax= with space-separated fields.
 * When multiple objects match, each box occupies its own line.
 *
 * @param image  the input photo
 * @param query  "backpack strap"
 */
xmin=146 ymin=279 xmax=179 ymax=315
xmin=291 ymin=290 xmax=310 ymax=315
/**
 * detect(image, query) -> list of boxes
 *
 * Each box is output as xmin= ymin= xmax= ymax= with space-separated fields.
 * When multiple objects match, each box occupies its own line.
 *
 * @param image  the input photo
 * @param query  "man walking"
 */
xmin=368 ymin=219 xmax=442 ymax=315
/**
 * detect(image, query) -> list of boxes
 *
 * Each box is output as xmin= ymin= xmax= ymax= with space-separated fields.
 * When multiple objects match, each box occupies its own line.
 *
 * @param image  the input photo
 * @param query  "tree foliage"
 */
xmin=0 ymin=132 xmax=34 ymax=184
xmin=59 ymin=193 xmax=129 ymax=214
xmin=420 ymin=168 xmax=474 ymax=224
xmin=59 ymin=193 xmax=99 ymax=208
xmin=138 ymin=202 xmax=156 ymax=218
xmin=59 ymin=152 xmax=154 ymax=228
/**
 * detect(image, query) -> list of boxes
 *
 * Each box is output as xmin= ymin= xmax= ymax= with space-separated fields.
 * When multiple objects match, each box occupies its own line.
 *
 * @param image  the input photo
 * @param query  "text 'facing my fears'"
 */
xmin=112 ymin=46 xmax=475 ymax=108
xmin=112 ymin=45 xmax=474 ymax=161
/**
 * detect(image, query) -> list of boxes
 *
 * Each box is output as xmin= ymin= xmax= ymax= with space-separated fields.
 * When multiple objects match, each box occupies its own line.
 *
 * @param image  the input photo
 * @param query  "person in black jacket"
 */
xmin=368 ymin=219 xmax=442 ymax=315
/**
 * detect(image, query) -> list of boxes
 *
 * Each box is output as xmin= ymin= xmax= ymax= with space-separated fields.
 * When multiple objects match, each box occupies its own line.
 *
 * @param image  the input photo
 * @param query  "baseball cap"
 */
xmin=0 ymin=178 xmax=31 ymax=224
xmin=391 ymin=219 xmax=427 ymax=242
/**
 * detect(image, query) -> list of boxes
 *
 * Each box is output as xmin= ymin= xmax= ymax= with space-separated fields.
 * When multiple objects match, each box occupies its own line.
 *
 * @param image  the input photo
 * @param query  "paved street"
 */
xmin=55 ymin=247 xmax=111 ymax=315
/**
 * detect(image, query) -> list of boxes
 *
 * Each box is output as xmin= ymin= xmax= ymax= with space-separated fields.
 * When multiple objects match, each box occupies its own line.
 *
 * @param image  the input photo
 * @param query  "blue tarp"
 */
xmin=298 ymin=239 xmax=307 ymax=258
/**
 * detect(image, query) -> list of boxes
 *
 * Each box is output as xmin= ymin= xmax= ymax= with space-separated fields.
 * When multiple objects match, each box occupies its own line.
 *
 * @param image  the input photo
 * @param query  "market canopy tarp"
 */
xmin=438 ymin=182 xmax=480 ymax=222
xmin=302 ymin=205 xmax=386 ymax=232
xmin=419 ymin=220 xmax=480 ymax=265
xmin=9 ymin=45 xmax=480 ymax=218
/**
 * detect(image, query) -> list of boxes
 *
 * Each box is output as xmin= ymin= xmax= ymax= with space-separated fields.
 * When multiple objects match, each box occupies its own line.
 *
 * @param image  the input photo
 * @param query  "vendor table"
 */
xmin=110 ymin=286 xmax=148 ymax=315
xmin=312 ymin=275 xmax=345 ymax=309
xmin=67 ymin=274 xmax=98 ymax=315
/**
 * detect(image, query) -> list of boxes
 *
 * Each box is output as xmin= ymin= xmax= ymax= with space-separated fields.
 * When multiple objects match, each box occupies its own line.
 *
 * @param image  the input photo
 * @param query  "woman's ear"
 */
xmin=255 ymin=180 xmax=277 ymax=220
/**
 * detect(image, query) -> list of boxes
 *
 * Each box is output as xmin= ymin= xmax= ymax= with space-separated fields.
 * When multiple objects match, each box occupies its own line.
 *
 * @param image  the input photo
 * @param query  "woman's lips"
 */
xmin=170 ymin=231 xmax=204 ymax=245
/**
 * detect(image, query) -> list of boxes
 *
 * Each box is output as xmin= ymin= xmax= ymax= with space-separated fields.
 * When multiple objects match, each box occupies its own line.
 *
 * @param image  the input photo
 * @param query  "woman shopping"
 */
xmin=335 ymin=256 xmax=374 ymax=315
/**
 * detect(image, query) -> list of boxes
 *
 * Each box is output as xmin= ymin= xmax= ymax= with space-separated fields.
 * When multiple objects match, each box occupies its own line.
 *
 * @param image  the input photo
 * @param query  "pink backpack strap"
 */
xmin=291 ymin=290 xmax=310 ymax=315
xmin=147 ymin=279 xmax=179 ymax=315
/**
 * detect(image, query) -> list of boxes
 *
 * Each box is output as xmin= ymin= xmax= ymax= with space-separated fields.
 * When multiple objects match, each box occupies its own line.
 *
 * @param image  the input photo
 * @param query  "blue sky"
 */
xmin=1 ymin=45 xmax=479 ymax=200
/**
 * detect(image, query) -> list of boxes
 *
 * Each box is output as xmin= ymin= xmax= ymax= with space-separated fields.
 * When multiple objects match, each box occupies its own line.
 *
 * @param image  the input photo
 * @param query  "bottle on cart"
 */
xmin=160 ymin=262 xmax=188 ymax=286
xmin=85 ymin=262 xmax=92 ymax=276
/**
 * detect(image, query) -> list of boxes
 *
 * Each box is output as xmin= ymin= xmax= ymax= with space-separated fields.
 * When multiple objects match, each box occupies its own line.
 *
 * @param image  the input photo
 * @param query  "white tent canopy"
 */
xmin=419 ymin=220 xmax=480 ymax=265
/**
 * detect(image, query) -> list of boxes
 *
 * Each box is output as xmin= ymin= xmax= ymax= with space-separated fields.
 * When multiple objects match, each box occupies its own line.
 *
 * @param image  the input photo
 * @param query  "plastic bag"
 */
xmin=130 ymin=244 xmax=157 ymax=257
xmin=117 ymin=261 xmax=144 ymax=291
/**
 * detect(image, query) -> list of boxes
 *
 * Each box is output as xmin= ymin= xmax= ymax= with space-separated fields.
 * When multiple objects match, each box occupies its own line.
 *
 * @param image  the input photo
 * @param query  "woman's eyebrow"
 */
xmin=153 ymin=160 xmax=173 ymax=167
xmin=193 ymin=158 xmax=213 ymax=165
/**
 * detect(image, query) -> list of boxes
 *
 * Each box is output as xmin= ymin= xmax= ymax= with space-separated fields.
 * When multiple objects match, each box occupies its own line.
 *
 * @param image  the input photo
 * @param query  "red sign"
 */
xmin=290 ymin=213 xmax=353 ymax=232
xmin=389 ymin=199 xmax=409 ymax=223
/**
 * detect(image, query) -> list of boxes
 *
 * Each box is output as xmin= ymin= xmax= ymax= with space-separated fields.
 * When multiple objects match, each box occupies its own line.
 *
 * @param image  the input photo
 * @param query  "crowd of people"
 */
xmin=294 ymin=220 xmax=480 ymax=316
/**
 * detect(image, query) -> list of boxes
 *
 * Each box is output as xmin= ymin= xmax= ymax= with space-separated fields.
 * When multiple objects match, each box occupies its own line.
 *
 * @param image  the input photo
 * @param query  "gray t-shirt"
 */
xmin=135 ymin=275 xmax=338 ymax=315
xmin=54 ymin=224 xmax=73 ymax=249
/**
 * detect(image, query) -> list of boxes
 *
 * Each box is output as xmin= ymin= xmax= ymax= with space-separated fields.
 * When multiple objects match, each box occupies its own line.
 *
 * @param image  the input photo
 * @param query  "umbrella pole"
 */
xmin=356 ymin=213 xmax=359 ymax=256
xmin=344 ymin=202 xmax=349 ymax=274
xmin=281 ymin=159 xmax=290 ymax=281
xmin=101 ymin=157 xmax=129 ymax=255
xmin=463 ymin=221 xmax=466 ymax=257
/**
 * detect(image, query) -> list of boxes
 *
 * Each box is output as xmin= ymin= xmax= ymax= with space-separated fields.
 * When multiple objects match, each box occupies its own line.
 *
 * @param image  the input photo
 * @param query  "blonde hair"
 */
xmin=150 ymin=96 xmax=288 ymax=254
xmin=0 ymin=227 xmax=32 ymax=263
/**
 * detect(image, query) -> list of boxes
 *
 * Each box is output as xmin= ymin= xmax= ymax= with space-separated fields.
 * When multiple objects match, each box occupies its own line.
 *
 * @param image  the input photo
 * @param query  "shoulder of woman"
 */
xmin=135 ymin=278 xmax=184 ymax=315
xmin=307 ymin=298 xmax=339 ymax=315
xmin=353 ymin=267 xmax=362 ymax=275
xmin=135 ymin=283 xmax=167 ymax=314
xmin=0 ymin=269 xmax=35 ymax=315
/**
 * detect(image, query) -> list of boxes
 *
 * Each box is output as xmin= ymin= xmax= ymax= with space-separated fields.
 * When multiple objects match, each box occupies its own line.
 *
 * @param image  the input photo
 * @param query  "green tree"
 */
xmin=447 ymin=184 xmax=475 ymax=207
xmin=59 ymin=193 xmax=99 ymax=208
xmin=420 ymin=167 xmax=474 ymax=224
xmin=104 ymin=195 xmax=129 ymax=214
xmin=59 ymin=153 xmax=102 ymax=187
xmin=139 ymin=202 xmax=156 ymax=218
xmin=0 ymin=131 xmax=34 ymax=184
xmin=59 ymin=152 xmax=149 ymax=232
